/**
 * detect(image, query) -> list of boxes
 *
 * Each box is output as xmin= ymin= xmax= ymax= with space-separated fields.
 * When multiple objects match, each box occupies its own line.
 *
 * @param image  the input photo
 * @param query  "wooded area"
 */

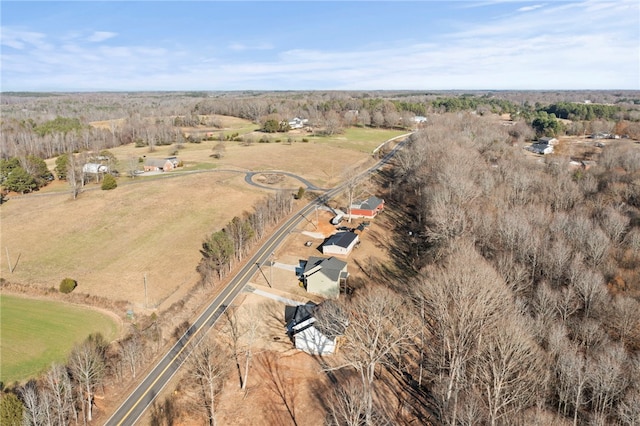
xmin=2 ymin=90 xmax=640 ymax=425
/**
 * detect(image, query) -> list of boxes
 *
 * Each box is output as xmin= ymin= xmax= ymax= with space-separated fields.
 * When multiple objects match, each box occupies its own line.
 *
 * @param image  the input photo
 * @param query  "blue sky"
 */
xmin=1 ymin=1 xmax=638 ymax=91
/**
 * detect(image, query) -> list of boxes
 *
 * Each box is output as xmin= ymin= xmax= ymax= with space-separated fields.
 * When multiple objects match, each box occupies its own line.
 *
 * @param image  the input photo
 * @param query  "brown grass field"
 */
xmin=0 ymin=117 xmax=406 ymax=314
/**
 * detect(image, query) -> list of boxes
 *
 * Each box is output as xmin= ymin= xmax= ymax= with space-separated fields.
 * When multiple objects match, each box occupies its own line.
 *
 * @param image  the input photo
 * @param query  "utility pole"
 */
xmin=6 ymin=247 xmax=13 ymax=273
xmin=270 ymin=253 xmax=274 ymax=288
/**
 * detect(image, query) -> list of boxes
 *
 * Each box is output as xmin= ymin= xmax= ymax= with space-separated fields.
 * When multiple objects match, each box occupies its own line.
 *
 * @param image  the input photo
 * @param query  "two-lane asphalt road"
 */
xmin=104 ymin=134 xmax=410 ymax=426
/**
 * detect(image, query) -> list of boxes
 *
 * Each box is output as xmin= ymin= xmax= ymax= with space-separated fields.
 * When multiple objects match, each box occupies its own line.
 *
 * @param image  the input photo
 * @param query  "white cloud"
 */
xmin=87 ymin=31 xmax=117 ymax=42
xmin=0 ymin=27 xmax=52 ymax=51
xmin=517 ymin=4 xmax=545 ymax=12
xmin=228 ymin=41 xmax=273 ymax=51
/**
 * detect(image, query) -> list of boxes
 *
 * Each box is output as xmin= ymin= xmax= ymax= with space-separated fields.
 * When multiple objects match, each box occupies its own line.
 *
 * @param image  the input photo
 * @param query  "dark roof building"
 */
xmin=322 ymin=231 xmax=359 ymax=256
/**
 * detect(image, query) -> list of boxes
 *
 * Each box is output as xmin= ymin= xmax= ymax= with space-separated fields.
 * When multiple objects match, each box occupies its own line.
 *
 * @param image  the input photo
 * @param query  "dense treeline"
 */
xmin=342 ymin=112 xmax=640 ymax=424
xmin=544 ymin=102 xmax=629 ymax=121
xmin=2 ymin=91 xmax=639 ymax=165
xmin=0 ymin=333 xmax=112 ymax=425
xmin=198 ymin=190 xmax=294 ymax=282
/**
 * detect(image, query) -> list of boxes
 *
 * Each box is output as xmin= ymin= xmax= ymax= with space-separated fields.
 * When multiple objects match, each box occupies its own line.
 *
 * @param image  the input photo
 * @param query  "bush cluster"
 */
xmin=59 ymin=278 xmax=77 ymax=294
xmin=101 ymin=174 xmax=117 ymax=190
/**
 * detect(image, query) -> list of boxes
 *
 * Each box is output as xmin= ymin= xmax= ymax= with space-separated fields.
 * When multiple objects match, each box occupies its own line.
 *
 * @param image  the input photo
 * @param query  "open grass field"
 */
xmin=0 ymin=294 xmax=120 ymax=384
xmin=1 ymin=116 xmax=407 ymax=313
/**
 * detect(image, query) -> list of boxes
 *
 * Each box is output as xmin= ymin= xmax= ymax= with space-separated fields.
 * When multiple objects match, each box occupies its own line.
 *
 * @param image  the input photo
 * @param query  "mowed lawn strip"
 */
xmin=0 ymin=294 xmax=120 ymax=384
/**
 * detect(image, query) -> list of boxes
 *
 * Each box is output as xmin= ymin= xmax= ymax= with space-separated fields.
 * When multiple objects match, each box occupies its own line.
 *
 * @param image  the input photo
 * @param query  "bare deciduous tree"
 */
xmin=335 ymin=285 xmax=413 ymax=424
xmin=476 ymin=320 xmax=547 ymax=426
xmin=119 ymin=330 xmax=143 ymax=379
xmin=587 ymin=343 xmax=629 ymax=419
xmin=573 ymin=268 xmax=608 ymax=319
xmin=68 ymin=337 xmax=105 ymax=423
xmin=326 ymin=377 xmax=381 ymax=426
xmin=187 ymin=337 xmax=228 ymax=426
xmin=20 ymin=380 xmax=44 ymax=426
xmin=43 ymin=363 xmax=76 ymax=426
xmin=418 ymin=242 xmax=513 ymax=425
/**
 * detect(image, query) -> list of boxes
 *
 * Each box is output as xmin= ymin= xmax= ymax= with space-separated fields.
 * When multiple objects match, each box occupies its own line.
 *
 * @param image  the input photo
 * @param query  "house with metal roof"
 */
xmin=321 ymin=231 xmax=359 ymax=256
xmin=349 ymin=196 xmax=385 ymax=219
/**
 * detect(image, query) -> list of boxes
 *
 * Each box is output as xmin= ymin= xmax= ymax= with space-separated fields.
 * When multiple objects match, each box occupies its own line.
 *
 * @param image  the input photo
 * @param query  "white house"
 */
xmin=288 ymin=117 xmax=309 ymax=129
xmin=82 ymin=163 xmax=110 ymax=183
xmin=526 ymin=143 xmax=554 ymax=155
xmin=322 ymin=231 xmax=359 ymax=256
xmin=285 ymin=303 xmax=346 ymax=356
xmin=82 ymin=163 xmax=109 ymax=174
xmin=538 ymin=137 xmax=559 ymax=145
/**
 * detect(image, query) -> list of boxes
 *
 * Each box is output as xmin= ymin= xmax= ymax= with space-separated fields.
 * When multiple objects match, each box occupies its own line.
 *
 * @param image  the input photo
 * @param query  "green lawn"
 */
xmin=302 ymin=127 xmax=409 ymax=153
xmin=0 ymin=294 xmax=120 ymax=385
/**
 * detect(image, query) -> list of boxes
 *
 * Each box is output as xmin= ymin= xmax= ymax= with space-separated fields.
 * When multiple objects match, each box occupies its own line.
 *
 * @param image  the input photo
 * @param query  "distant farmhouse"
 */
xmin=302 ymin=256 xmax=348 ymax=299
xmin=526 ymin=143 xmax=554 ymax=155
xmin=538 ymin=137 xmax=559 ymax=145
xmin=82 ymin=163 xmax=109 ymax=174
xmin=526 ymin=137 xmax=557 ymax=155
xmin=322 ymin=231 xmax=359 ymax=256
xmin=82 ymin=163 xmax=110 ymax=183
xmin=349 ymin=196 xmax=385 ymax=219
xmin=144 ymin=156 xmax=180 ymax=172
xmin=288 ymin=117 xmax=309 ymax=129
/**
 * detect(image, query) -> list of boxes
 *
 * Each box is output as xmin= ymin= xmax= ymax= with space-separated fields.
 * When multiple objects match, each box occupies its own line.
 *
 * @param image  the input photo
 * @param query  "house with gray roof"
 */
xmin=144 ymin=157 xmax=179 ymax=172
xmin=302 ymin=256 xmax=348 ymax=298
xmin=349 ymin=196 xmax=385 ymax=219
xmin=322 ymin=231 xmax=359 ymax=256
xmin=538 ymin=137 xmax=559 ymax=145
xmin=284 ymin=302 xmax=347 ymax=355
xmin=526 ymin=143 xmax=554 ymax=155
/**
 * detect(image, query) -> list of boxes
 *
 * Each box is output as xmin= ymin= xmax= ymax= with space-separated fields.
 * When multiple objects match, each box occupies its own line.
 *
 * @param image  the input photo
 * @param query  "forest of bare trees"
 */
xmin=356 ymin=112 xmax=640 ymax=425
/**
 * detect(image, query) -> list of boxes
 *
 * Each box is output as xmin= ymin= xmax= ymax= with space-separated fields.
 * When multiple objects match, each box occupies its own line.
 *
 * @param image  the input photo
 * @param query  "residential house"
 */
xmin=284 ymin=302 xmax=346 ymax=356
xmin=144 ymin=157 xmax=178 ymax=172
xmin=82 ymin=163 xmax=109 ymax=183
xmin=538 ymin=137 xmax=559 ymax=145
xmin=322 ymin=231 xmax=359 ymax=256
xmin=288 ymin=117 xmax=309 ymax=129
xmin=349 ymin=196 xmax=385 ymax=219
xmin=302 ymin=256 xmax=348 ymax=298
xmin=82 ymin=163 xmax=109 ymax=174
xmin=526 ymin=143 xmax=554 ymax=155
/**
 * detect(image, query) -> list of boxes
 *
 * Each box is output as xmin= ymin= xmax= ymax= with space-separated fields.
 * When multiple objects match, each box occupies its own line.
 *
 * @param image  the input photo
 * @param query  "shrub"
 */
xmin=101 ymin=174 xmax=117 ymax=190
xmin=296 ymin=186 xmax=306 ymax=200
xmin=302 ymin=138 xmax=309 ymax=143
xmin=59 ymin=278 xmax=77 ymax=294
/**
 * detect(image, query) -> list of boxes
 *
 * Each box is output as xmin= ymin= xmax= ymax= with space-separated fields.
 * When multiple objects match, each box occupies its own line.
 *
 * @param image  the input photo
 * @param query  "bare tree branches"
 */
xmin=187 ymin=337 xmax=229 ymax=426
